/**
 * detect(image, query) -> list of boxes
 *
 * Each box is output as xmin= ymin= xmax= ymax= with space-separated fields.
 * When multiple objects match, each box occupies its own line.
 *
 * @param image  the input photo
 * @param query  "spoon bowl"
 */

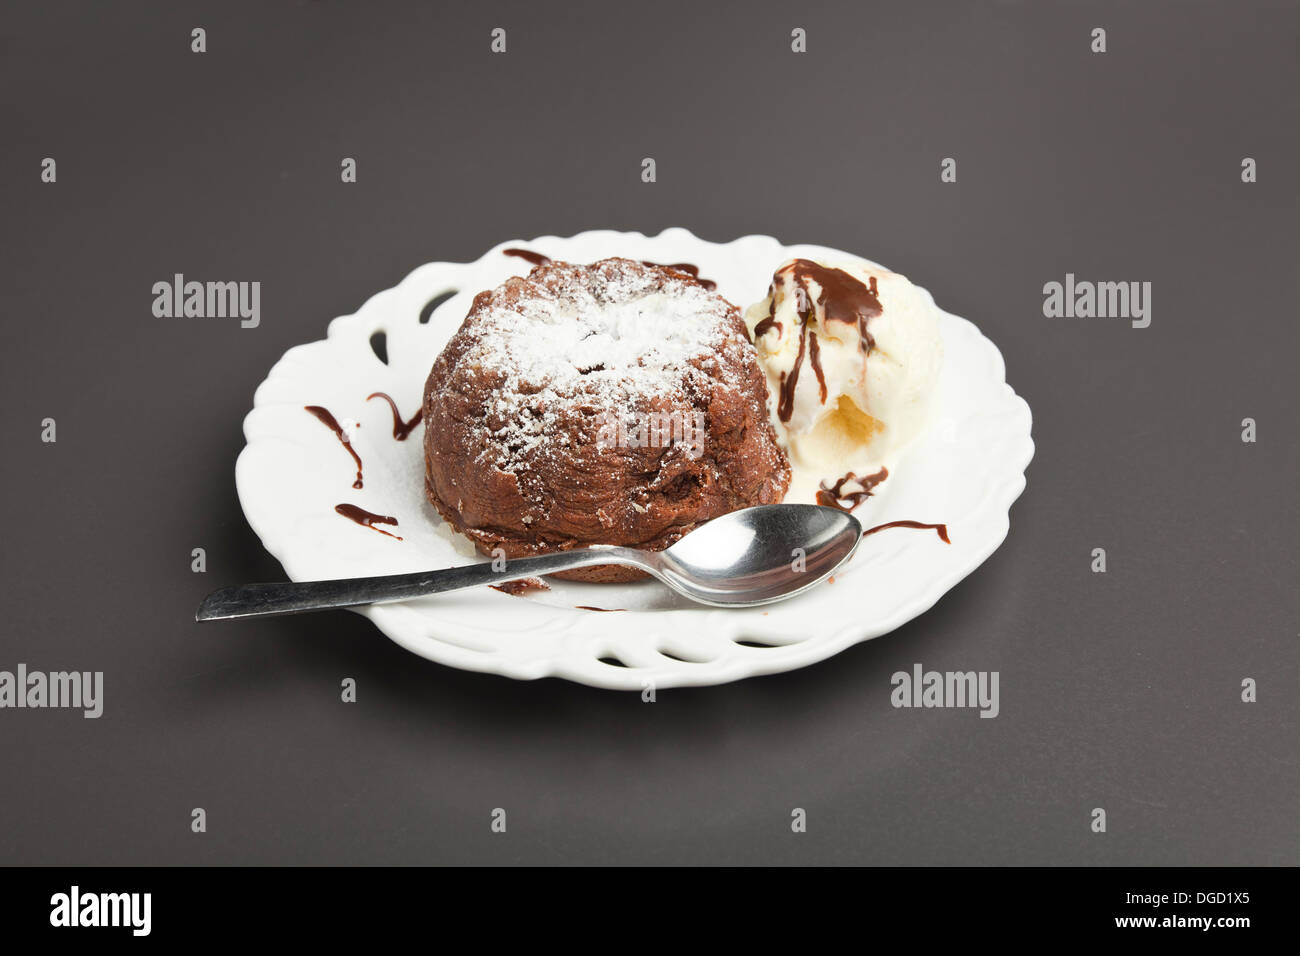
xmin=651 ymin=504 xmax=861 ymax=606
xmin=196 ymin=504 xmax=862 ymax=621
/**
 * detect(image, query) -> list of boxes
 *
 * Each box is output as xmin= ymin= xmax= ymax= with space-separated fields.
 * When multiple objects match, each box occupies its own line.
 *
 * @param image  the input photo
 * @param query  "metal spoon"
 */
xmin=195 ymin=504 xmax=861 ymax=621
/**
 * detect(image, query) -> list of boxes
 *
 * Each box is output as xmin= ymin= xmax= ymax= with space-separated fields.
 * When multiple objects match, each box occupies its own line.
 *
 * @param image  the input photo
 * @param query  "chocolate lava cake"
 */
xmin=421 ymin=257 xmax=791 ymax=582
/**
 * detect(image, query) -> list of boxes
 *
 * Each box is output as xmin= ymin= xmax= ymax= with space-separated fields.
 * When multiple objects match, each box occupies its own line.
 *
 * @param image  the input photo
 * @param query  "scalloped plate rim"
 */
xmin=233 ymin=227 xmax=1034 ymax=689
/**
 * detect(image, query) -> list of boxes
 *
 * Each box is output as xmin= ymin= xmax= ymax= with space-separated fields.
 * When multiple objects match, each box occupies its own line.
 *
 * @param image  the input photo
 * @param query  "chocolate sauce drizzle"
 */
xmin=503 ymin=247 xmax=551 ymax=267
xmin=490 ymin=578 xmax=551 ymax=596
xmin=502 ymin=248 xmax=716 ymax=290
xmin=807 ymin=331 xmax=827 ymax=403
xmin=816 ymin=467 xmax=889 ymax=512
xmin=366 ymin=392 xmax=422 ymax=440
xmin=767 ymin=259 xmax=883 ymax=423
xmin=576 ymin=605 xmax=625 ymax=612
xmin=816 ymin=467 xmax=948 ymax=541
xmin=788 ymin=260 xmax=882 ymax=349
xmin=305 ymin=405 xmax=364 ymax=489
xmin=776 ymin=324 xmax=808 ymax=423
xmin=334 ymin=503 xmax=402 ymax=540
xmin=752 ymin=303 xmax=782 ymax=340
xmin=641 ymin=261 xmax=717 ymax=291
xmin=861 ymin=520 xmax=950 ymax=544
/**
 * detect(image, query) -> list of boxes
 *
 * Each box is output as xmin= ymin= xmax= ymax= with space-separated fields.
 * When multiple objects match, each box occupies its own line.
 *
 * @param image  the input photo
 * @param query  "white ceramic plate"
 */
xmin=236 ymin=228 xmax=1033 ymax=689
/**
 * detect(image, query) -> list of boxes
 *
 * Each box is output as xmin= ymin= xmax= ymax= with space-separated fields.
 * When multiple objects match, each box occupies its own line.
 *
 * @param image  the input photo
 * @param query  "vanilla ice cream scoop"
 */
xmin=743 ymin=259 xmax=942 ymax=485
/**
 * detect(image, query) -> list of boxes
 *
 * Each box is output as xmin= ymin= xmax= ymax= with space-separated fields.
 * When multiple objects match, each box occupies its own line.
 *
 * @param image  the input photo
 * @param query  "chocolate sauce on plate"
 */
xmin=816 ymin=467 xmax=948 ymax=540
xmin=503 ymin=247 xmax=551 ymax=267
xmin=334 ymin=503 xmax=402 ymax=540
xmin=816 ymin=467 xmax=889 ymax=512
xmin=305 ymin=405 xmax=364 ymax=489
xmin=576 ymin=605 xmax=624 ymax=612
xmin=861 ymin=520 xmax=950 ymax=544
xmin=366 ymin=392 xmax=422 ymax=440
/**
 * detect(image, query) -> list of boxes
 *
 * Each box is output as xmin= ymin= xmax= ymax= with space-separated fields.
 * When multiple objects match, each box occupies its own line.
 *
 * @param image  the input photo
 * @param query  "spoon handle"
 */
xmin=195 ymin=547 xmax=650 ymax=622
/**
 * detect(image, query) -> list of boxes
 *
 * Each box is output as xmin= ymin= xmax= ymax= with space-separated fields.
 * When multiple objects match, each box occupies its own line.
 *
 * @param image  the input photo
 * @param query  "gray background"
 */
xmin=2 ymin=0 xmax=1297 ymax=865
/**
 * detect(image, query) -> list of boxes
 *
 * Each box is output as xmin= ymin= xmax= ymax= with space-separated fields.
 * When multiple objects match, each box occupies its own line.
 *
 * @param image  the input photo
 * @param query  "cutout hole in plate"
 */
xmin=419 ymin=290 xmax=458 ymax=324
xmin=597 ymin=656 xmax=631 ymax=668
xmin=369 ymin=330 xmax=388 ymax=365
xmin=734 ymin=639 xmax=788 ymax=649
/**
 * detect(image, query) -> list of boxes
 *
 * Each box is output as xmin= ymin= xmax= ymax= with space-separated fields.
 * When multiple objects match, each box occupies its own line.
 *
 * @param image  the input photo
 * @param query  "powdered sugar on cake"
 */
xmin=461 ymin=259 xmax=740 ymax=471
